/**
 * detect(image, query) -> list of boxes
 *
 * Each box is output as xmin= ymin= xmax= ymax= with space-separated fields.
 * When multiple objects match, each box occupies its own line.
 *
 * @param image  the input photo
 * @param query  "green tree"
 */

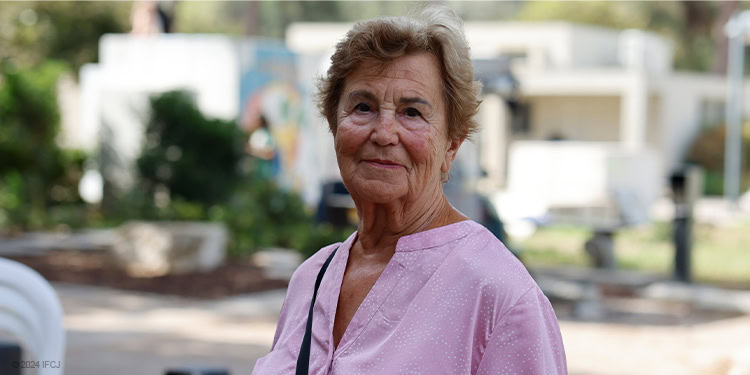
xmin=0 ymin=60 xmax=85 ymax=230
xmin=0 ymin=2 xmax=130 ymax=75
xmin=515 ymin=1 xmax=732 ymax=72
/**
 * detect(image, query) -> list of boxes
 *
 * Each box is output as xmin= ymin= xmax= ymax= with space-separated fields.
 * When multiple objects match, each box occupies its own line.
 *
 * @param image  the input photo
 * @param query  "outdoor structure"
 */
xmin=286 ymin=21 xmax=750 ymax=229
xmin=67 ymin=22 xmax=750 ymax=227
xmin=74 ymin=34 xmax=326 ymax=204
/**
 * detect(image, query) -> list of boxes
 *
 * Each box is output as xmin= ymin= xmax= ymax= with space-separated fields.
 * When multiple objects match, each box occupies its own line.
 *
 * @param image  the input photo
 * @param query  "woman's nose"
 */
xmin=370 ymin=111 xmax=399 ymax=146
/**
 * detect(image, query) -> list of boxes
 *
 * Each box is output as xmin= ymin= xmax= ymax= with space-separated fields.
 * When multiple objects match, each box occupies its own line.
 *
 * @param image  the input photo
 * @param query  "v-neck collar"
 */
xmin=324 ymin=220 xmax=478 ymax=360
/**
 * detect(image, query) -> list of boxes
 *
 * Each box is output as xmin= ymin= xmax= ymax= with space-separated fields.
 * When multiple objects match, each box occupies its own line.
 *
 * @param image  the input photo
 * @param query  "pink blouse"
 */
xmin=252 ymin=220 xmax=567 ymax=374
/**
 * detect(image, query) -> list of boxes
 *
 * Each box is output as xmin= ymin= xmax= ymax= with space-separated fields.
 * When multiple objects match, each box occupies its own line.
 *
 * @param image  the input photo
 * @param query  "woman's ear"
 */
xmin=441 ymin=137 xmax=465 ymax=174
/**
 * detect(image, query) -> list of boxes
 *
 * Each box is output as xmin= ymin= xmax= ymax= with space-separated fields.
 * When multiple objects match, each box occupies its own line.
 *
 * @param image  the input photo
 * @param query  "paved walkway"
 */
xmin=57 ymin=283 xmax=283 ymax=375
xmin=561 ymin=315 xmax=750 ymax=375
xmin=55 ymin=282 xmax=750 ymax=375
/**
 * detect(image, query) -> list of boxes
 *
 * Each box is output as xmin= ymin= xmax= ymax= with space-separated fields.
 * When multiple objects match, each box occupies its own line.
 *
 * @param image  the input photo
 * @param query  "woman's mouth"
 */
xmin=364 ymin=159 xmax=402 ymax=169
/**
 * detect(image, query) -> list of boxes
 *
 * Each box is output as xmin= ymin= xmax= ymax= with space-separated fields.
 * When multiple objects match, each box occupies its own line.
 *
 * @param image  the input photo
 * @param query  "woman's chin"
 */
xmin=351 ymin=180 xmax=407 ymax=204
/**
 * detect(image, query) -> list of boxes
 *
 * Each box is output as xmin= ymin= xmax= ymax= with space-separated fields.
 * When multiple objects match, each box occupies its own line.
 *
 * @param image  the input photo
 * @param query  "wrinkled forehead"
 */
xmin=349 ymin=49 xmax=441 ymax=76
xmin=342 ymin=53 xmax=444 ymax=99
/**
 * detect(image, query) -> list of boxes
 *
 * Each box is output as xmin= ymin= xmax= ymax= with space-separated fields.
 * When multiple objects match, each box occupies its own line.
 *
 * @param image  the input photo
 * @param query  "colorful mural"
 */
xmin=239 ymin=43 xmax=307 ymax=189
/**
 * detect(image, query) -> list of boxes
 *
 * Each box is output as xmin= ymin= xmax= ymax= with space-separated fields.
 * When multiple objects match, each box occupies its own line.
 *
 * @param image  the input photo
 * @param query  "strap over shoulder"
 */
xmin=296 ymin=246 xmax=339 ymax=375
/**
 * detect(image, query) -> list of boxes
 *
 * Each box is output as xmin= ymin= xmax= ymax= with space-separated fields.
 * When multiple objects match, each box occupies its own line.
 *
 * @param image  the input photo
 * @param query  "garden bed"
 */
xmin=5 ymin=250 xmax=289 ymax=299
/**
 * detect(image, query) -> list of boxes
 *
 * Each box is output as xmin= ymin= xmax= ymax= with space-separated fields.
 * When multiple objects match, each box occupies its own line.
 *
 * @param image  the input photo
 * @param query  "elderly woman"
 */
xmin=253 ymin=6 xmax=566 ymax=375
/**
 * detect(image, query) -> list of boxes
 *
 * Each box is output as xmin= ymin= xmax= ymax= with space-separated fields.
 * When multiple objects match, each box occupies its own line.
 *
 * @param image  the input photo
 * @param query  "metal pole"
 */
xmin=671 ymin=171 xmax=692 ymax=282
xmin=724 ymin=12 xmax=746 ymax=205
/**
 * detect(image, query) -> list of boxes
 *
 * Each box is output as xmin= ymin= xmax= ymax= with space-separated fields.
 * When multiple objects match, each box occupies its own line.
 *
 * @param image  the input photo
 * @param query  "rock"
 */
xmin=250 ymin=248 xmax=303 ymax=281
xmin=112 ymin=221 xmax=227 ymax=277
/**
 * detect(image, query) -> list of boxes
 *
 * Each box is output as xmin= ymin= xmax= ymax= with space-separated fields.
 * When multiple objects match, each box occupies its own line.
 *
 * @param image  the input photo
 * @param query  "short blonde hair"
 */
xmin=317 ymin=5 xmax=482 ymax=143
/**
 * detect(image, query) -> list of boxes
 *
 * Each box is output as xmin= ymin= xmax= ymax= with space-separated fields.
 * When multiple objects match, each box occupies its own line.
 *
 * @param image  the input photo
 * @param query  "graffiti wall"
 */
xmin=239 ymin=42 xmax=306 ymax=189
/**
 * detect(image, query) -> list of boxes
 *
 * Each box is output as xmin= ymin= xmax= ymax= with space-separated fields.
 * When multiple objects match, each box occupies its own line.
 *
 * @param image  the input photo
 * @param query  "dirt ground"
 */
xmin=6 ymin=250 xmax=288 ymax=299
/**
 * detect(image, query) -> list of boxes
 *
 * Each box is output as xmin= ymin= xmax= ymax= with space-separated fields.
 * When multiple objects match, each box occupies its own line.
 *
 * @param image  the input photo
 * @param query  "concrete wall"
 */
xmin=287 ymin=21 xmax=655 ymax=71
xmin=466 ymin=22 xmax=572 ymax=65
xmin=655 ymin=73 xmax=728 ymax=173
xmin=567 ymin=25 xmax=621 ymax=68
xmin=98 ymin=34 xmax=241 ymax=120
xmin=504 ymin=141 xmax=661 ymax=224
xmin=523 ymin=96 xmax=621 ymax=142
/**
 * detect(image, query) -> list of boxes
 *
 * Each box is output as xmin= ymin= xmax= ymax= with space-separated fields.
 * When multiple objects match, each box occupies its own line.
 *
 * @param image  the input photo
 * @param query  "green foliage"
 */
xmin=129 ymin=90 xmax=352 ymax=258
xmin=0 ymin=3 xmax=125 ymax=230
xmin=174 ymin=2 xmax=247 ymax=35
xmin=137 ymin=91 xmax=246 ymax=205
xmin=0 ymin=2 xmax=130 ymax=74
xmin=515 ymin=1 xmax=722 ymax=72
xmin=686 ymin=125 xmax=750 ymax=195
xmin=174 ymin=1 xmax=427 ymax=39
xmin=516 ymin=1 xmax=685 ymax=30
xmin=225 ymin=178 xmax=310 ymax=255
xmin=224 ymin=178 xmax=354 ymax=257
xmin=0 ymin=61 xmax=66 ymax=171
xmin=0 ymin=60 xmax=86 ymax=231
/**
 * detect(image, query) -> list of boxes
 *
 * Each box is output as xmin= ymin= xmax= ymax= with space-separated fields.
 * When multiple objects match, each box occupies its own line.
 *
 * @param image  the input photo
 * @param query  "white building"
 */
xmin=70 ymin=22 xmax=746 ymax=226
xmin=75 ymin=34 xmax=326 ymax=203
xmin=286 ymin=21 xmax=745 ymax=228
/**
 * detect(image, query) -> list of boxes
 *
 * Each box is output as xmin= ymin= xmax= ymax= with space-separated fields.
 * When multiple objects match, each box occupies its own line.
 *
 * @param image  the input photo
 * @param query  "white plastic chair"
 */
xmin=0 ymin=257 xmax=65 ymax=375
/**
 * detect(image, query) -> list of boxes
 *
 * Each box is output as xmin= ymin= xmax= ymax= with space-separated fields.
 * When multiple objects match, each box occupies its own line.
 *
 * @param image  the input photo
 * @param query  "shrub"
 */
xmin=130 ymin=90 xmax=353 ymax=258
xmin=0 ymin=60 xmax=86 ymax=231
xmin=137 ymin=90 xmax=246 ymax=205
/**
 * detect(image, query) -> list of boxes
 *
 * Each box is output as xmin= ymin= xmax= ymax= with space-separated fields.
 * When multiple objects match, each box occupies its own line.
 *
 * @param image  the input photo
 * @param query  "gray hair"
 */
xmin=317 ymin=4 xmax=482 ymax=145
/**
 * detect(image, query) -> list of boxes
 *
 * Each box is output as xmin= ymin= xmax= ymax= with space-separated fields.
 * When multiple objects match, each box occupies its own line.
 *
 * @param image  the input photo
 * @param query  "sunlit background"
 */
xmin=1 ymin=1 xmax=750 ymax=374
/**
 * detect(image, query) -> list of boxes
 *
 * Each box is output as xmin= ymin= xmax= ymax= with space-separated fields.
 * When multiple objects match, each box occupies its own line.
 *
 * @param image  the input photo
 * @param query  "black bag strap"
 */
xmin=296 ymin=246 xmax=339 ymax=375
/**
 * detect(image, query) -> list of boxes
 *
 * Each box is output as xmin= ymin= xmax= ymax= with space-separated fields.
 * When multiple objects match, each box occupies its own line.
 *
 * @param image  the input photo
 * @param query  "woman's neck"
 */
xmin=353 ymin=187 xmax=465 ymax=257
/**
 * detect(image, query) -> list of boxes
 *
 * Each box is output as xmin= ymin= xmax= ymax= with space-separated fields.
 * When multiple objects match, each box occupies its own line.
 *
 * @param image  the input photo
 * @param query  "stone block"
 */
xmin=112 ymin=221 xmax=227 ymax=277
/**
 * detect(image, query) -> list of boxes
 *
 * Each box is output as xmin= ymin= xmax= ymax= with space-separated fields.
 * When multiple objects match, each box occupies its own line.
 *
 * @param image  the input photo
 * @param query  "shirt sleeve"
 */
xmin=269 ymin=294 xmax=289 ymax=351
xmin=476 ymin=287 xmax=568 ymax=375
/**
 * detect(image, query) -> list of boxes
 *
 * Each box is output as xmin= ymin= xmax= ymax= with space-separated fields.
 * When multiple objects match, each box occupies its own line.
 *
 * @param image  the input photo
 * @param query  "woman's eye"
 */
xmin=354 ymin=103 xmax=371 ymax=113
xmin=404 ymin=107 xmax=421 ymax=118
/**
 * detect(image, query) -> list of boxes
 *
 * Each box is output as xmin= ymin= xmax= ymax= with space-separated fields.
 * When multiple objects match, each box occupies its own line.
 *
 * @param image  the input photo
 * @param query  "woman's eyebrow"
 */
xmin=346 ymin=90 xmax=377 ymax=102
xmin=400 ymin=97 xmax=432 ymax=108
xmin=346 ymin=90 xmax=431 ymax=108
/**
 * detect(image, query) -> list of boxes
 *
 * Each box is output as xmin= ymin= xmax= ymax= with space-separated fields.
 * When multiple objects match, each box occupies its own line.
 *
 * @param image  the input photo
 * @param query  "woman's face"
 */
xmin=334 ymin=53 xmax=462 ymax=205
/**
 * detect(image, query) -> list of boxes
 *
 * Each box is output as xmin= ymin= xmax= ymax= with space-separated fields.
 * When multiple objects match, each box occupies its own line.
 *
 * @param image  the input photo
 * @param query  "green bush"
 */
xmin=0 ymin=60 xmax=86 ymax=231
xmin=128 ymin=90 xmax=353 ymax=258
xmin=137 ymin=91 xmax=246 ymax=205
xmin=0 ymin=2 xmax=131 ymax=74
